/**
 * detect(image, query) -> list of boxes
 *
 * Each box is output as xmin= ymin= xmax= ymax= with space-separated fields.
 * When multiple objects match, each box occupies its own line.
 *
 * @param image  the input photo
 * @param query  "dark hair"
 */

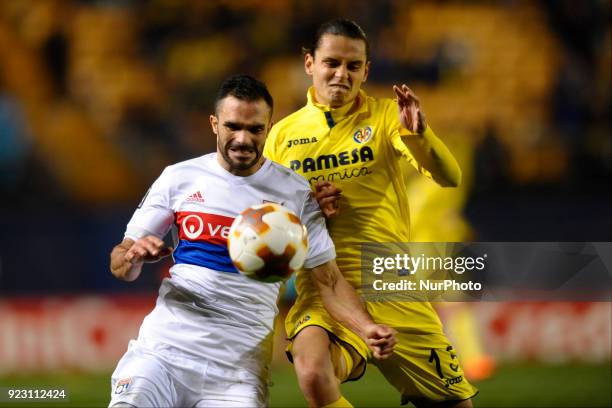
xmin=303 ymin=18 xmax=369 ymax=60
xmin=214 ymin=74 xmax=273 ymax=114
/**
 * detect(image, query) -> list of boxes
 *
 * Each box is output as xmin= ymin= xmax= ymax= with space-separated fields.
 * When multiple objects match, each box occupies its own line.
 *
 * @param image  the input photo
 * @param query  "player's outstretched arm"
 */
xmin=110 ymin=236 xmax=172 ymax=282
xmin=393 ymin=84 xmax=462 ymax=187
xmin=310 ymin=260 xmax=397 ymax=359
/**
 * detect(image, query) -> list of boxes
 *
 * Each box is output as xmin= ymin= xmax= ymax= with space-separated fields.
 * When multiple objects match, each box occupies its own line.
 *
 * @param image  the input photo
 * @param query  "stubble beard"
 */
xmin=219 ymin=139 xmax=262 ymax=172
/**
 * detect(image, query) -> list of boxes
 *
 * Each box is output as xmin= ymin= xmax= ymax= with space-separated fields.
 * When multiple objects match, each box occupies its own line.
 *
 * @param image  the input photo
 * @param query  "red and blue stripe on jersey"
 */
xmin=173 ymin=211 xmax=238 ymax=273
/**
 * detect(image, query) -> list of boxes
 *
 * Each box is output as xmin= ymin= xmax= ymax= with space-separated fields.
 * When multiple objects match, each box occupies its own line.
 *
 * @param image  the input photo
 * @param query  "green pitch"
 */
xmin=0 ymin=364 xmax=610 ymax=407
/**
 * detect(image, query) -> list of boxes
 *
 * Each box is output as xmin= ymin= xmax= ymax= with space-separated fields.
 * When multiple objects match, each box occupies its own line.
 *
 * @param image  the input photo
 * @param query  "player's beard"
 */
xmin=219 ymin=139 xmax=262 ymax=173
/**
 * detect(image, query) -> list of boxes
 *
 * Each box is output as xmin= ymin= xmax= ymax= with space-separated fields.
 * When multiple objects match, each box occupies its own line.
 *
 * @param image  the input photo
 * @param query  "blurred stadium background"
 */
xmin=0 ymin=0 xmax=610 ymax=407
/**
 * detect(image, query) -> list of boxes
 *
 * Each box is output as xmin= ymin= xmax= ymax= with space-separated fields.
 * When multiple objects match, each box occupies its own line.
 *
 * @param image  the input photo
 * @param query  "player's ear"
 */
xmin=304 ymin=53 xmax=314 ymax=76
xmin=209 ymin=114 xmax=218 ymax=135
xmin=363 ymin=61 xmax=370 ymax=83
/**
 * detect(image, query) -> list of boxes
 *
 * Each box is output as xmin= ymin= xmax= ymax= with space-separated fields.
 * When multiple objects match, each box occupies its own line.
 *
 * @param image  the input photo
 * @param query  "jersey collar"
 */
xmin=306 ymin=87 xmax=368 ymax=129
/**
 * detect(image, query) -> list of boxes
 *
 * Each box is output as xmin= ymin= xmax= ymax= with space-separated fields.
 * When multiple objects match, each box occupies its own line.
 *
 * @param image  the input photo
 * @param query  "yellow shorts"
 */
xmin=285 ymin=295 xmax=368 ymax=382
xmin=285 ymin=296 xmax=478 ymax=404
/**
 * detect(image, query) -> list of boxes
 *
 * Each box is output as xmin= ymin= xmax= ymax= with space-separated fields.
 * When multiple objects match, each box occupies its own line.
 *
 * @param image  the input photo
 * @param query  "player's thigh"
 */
xmin=373 ymin=333 xmax=477 ymax=405
xmin=194 ymin=382 xmax=268 ymax=408
xmin=292 ymin=325 xmax=362 ymax=383
xmin=195 ymin=360 xmax=269 ymax=408
xmin=287 ymin=295 xmax=370 ymax=362
xmin=292 ymin=325 xmax=335 ymax=373
xmin=109 ymin=348 xmax=177 ymax=408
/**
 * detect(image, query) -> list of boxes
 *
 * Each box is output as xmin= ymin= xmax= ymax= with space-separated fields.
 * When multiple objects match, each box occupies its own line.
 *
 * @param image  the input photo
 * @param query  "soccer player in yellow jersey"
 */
xmin=264 ymin=19 xmax=477 ymax=407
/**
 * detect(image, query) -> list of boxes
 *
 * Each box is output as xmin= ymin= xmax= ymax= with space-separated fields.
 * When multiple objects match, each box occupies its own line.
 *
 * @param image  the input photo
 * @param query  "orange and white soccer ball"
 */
xmin=228 ymin=203 xmax=308 ymax=282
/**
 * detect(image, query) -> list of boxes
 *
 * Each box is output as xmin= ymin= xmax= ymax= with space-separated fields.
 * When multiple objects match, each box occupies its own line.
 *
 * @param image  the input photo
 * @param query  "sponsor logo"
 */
xmin=287 ymin=136 xmax=318 ymax=149
xmin=307 ymin=166 xmax=373 ymax=185
xmin=353 ymin=126 xmax=373 ymax=144
xmin=114 ymin=378 xmax=132 ymax=394
xmin=295 ymin=314 xmax=311 ymax=328
xmin=182 ymin=214 xmax=205 ymax=240
xmin=289 ymin=146 xmax=374 ymax=173
xmin=177 ymin=212 xmax=234 ymax=244
xmin=186 ymin=191 xmax=205 ymax=202
xmin=445 ymin=375 xmax=464 ymax=388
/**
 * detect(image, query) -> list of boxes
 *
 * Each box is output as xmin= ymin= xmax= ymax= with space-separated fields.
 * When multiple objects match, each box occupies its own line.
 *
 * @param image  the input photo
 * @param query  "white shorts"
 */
xmin=109 ymin=340 xmax=269 ymax=407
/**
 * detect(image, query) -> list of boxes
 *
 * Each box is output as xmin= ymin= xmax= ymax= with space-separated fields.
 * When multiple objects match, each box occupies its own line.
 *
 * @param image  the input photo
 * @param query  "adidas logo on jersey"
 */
xmin=186 ymin=191 xmax=205 ymax=202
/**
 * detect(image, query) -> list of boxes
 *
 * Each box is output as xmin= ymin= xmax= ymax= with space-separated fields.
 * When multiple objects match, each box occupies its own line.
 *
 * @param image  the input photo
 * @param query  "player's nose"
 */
xmin=334 ymin=64 xmax=349 ymax=79
xmin=233 ymin=130 xmax=250 ymax=144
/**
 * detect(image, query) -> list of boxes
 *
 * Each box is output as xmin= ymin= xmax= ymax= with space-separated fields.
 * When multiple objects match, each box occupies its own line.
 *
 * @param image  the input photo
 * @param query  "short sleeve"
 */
xmin=299 ymin=189 xmax=336 ymax=269
xmin=125 ymin=167 xmax=175 ymax=241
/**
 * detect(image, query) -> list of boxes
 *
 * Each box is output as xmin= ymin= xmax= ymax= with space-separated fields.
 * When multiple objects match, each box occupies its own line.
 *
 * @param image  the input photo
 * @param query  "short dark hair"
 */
xmin=214 ymin=74 xmax=273 ymax=114
xmin=303 ymin=18 xmax=369 ymax=60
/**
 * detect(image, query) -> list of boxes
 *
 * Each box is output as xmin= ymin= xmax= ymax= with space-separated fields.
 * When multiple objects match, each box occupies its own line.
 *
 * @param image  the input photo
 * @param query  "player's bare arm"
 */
xmin=309 ymin=260 xmax=397 ymax=359
xmin=393 ymin=83 xmax=462 ymax=187
xmin=314 ymin=180 xmax=342 ymax=218
xmin=110 ymin=236 xmax=172 ymax=282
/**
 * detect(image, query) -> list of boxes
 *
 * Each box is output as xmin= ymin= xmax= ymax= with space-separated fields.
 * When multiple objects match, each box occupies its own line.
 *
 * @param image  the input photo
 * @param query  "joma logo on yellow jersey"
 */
xmin=287 ymin=137 xmax=318 ymax=148
xmin=290 ymin=146 xmax=374 ymax=173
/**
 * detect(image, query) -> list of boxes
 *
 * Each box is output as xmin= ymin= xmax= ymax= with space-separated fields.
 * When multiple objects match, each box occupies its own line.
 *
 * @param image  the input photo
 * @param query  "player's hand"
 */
xmin=125 ymin=236 xmax=173 ymax=265
xmin=393 ymin=84 xmax=427 ymax=134
xmin=314 ymin=180 xmax=342 ymax=218
xmin=364 ymin=323 xmax=397 ymax=360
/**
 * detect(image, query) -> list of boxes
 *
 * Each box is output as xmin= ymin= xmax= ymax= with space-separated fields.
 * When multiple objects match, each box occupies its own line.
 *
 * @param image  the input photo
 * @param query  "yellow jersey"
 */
xmin=264 ymin=87 xmax=461 ymax=288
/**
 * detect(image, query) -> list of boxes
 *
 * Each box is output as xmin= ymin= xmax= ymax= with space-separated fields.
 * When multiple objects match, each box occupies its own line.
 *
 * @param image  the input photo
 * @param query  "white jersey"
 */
xmin=123 ymin=153 xmax=335 ymax=375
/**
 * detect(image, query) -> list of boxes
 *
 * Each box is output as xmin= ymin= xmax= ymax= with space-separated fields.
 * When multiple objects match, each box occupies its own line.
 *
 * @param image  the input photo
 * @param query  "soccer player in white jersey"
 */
xmin=108 ymin=74 xmax=395 ymax=408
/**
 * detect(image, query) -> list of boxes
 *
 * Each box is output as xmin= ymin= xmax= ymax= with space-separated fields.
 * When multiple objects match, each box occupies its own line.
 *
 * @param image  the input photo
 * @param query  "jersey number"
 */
xmin=429 ymin=346 xmax=459 ymax=379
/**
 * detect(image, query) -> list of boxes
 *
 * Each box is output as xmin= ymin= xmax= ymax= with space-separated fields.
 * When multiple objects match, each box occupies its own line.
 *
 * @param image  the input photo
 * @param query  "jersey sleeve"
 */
xmin=125 ymin=167 xmax=175 ymax=241
xmin=384 ymin=100 xmax=462 ymax=187
xmin=299 ymin=188 xmax=336 ymax=269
